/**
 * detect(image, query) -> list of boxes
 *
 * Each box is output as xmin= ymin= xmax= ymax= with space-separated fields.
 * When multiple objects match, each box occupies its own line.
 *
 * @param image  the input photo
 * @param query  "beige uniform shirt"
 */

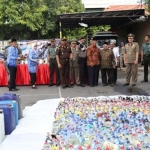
xmin=124 ymin=42 xmax=139 ymax=63
xmin=70 ymin=47 xmax=79 ymax=67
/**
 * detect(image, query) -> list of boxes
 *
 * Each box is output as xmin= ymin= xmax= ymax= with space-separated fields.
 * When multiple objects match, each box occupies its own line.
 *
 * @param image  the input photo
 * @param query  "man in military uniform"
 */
xmin=141 ymin=35 xmax=150 ymax=82
xmin=78 ymin=37 xmax=88 ymax=87
xmin=70 ymin=40 xmax=80 ymax=86
xmin=56 ymin=37 xmax=73 ymax=89
xmin=123 ymin=33 xmax=139 ymax=86
xmin=47 ymin=39 xmax=60 ymax=87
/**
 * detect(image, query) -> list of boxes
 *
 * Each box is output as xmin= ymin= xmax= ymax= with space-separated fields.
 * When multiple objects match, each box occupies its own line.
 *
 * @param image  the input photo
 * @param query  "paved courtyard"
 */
xmin=0 ymin=68 xmax=150 ymax=110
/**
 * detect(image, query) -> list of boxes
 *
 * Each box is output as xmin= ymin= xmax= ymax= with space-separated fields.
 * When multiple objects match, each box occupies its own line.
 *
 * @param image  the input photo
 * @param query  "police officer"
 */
xmin=78 ymin=37 xmax=88 ymax=87
xmin=141 ymin=35 xmax=150 ymax=82
xmin=123 ymin=33 xmax=139 ymax=86
xmin=7 ymin=39 xmax=23 ymax=91
xmin=56 ymin=37 xmax=73 ymax=89
xmin=47 ymin=39 xmax=60 ymax=87
xmin=70 ymin=40 xmax=80 ymax=86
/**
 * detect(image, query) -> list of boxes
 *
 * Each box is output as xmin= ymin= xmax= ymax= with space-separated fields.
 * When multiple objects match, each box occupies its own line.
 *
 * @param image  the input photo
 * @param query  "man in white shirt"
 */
xmin=110 ymin=41 xmax=120 ymax=84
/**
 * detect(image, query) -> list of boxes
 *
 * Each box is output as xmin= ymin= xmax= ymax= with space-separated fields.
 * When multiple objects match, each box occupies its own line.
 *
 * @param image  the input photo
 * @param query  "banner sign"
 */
xmin=0 ymin=39 xmax=61 ymax=61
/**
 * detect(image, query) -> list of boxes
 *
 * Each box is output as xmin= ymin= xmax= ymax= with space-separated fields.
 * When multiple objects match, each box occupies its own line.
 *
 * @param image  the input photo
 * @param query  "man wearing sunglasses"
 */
xmin=123 ymin=33 xmax=139 ymax=86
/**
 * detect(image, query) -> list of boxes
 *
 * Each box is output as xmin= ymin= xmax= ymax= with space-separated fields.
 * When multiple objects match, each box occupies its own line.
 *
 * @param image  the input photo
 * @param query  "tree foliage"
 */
xmin=143 ymin=0 xmax=150 ymax=12
xmin=0 ymin=0 xmax=48 ymax=39
xmin=0 ymin=0 xmax=109 ymax=40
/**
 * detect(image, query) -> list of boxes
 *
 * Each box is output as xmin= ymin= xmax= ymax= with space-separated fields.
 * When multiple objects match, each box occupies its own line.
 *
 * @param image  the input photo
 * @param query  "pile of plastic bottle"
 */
xmin=42 ymin=96 xmax=150 ymax=150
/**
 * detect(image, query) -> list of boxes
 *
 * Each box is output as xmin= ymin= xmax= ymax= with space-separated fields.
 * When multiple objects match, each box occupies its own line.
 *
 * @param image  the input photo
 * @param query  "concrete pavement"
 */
xmin=0 ymin=68 xmax=150 ymax=110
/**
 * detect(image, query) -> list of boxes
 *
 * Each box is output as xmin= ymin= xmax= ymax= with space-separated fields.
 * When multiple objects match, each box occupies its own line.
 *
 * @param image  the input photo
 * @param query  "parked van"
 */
xmin=92 ymin=31 xmax=118 ymax=48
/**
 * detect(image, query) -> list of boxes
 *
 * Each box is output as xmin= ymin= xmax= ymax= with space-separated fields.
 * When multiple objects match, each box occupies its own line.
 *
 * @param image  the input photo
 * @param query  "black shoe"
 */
xmin=48 ymin=83 xmax=53 ymax=87
xmin=66 ymin=84 xmax=73 ymax=88
xmin=14 ymin=88 xmax=20 ymax=91
xmin=32 ymin=86 xmax=37 ymax=89
xmin=77 ymin=84 xmax=80 ymax=86
xmin=70 ymin=84 xmax=74 ymax=86
xmin=141 ymin=80 xmax=148 ymax=83
xmin=103 ymin=84 xmax=107 ymax=86
xmin=132 ymin=84 xmax=136 ymax=86
xmin=62 ymin=86 xmax=66 ymax=89
xmin=90 ymin=85 xmax=93 ymax=87
xmin=80 ymin=84 xmax=85 ymax=87
xmin=123 ymin=83 xmax=129 ymax=86
xmin=56 ymin=84 xmax=60 ymax=87
xmin=9 ymin=89 xmax=18 ymax=91
xmin=110 ymin=84 xmax=114 ymax=87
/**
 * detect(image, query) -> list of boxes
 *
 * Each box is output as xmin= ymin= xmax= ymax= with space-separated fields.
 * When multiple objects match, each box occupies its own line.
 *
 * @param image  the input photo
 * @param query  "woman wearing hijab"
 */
xmin=28 ymin=44 xmax=39 ymax=89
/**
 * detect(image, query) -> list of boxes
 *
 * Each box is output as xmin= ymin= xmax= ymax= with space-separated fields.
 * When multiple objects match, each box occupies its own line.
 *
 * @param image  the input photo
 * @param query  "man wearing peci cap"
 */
xmin=70 ymin=40 xmax=80 ymax=86
xmin=109 ymin=40 xmax=120 ymax=84
xmin=99 ymin=42 xmax=116 ymax=87
xmin=78 ymin=37 xmax=88 ymax=87
xmin=56 ymin=37 xmax=73 ymax=89
xmin=123 ymin=33 xmax=139 ymax=86
xmin=7 ymin=39 xmax=23 ymax=91
xmin=87 ymin=38 xmax=100 ymax=87
xmin=47 ymin=39 xmax=60 ymax=87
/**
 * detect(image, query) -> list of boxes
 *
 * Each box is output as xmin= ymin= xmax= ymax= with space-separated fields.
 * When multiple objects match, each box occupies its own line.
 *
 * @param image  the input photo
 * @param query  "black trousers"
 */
xmin=49 ymin=58 xmax=60 ymax=84
xmin=101 ymin=68 xmax=114 ymax=84
xmin=30 ymin=73 xmax=36 ymax=86
xmin=88 ymin=66 xmax=98 ymax=86
xmin=97 ymin=65 xmax=100 ymax=85
xmin=144 ymin=55 xmax=150 ymax=80
xmin=113 ymin=66 xmax=117 ymax=84
xmin=78 ymin=57 xmax=88 ymax=84
xmin=8 ymin=66 xmax=17 ymax=89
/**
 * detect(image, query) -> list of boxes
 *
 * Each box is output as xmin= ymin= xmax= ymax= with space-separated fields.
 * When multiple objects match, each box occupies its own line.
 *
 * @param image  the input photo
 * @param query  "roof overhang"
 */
xmin=57 ymin=9 xmax=145 ymax=29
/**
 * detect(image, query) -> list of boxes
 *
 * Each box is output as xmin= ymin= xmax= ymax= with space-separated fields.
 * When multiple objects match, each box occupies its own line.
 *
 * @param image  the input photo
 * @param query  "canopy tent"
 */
xmin=57 ymin=9 xmax=145 ymax=29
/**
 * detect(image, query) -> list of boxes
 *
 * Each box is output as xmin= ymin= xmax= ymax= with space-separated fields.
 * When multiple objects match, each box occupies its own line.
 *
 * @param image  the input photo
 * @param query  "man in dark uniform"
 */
xmin=47 ymin=39 xmax=60 ymax=87
xmin=141 ymin=35 xmax=150 ymax=82
xmin=56 ymin=37 xmax=73 ymax=89
xmin=78 ymin=37 xmax=88 ymax=87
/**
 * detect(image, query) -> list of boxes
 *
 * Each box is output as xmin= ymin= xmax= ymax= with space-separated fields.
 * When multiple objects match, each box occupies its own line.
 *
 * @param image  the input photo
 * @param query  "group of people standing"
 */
xmin=5 ymin=33 xmax=150 ymax=91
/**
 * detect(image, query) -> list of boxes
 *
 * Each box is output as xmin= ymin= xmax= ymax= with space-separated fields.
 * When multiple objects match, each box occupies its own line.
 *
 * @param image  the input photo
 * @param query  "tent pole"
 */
xmin=59 ymin=21 xmax=62 ymax=39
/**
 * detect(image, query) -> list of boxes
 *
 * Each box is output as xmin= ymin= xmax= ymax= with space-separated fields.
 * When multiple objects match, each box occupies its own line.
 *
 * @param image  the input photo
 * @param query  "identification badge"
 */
xmin=62 ymin=52 xmax=63 ymax=55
